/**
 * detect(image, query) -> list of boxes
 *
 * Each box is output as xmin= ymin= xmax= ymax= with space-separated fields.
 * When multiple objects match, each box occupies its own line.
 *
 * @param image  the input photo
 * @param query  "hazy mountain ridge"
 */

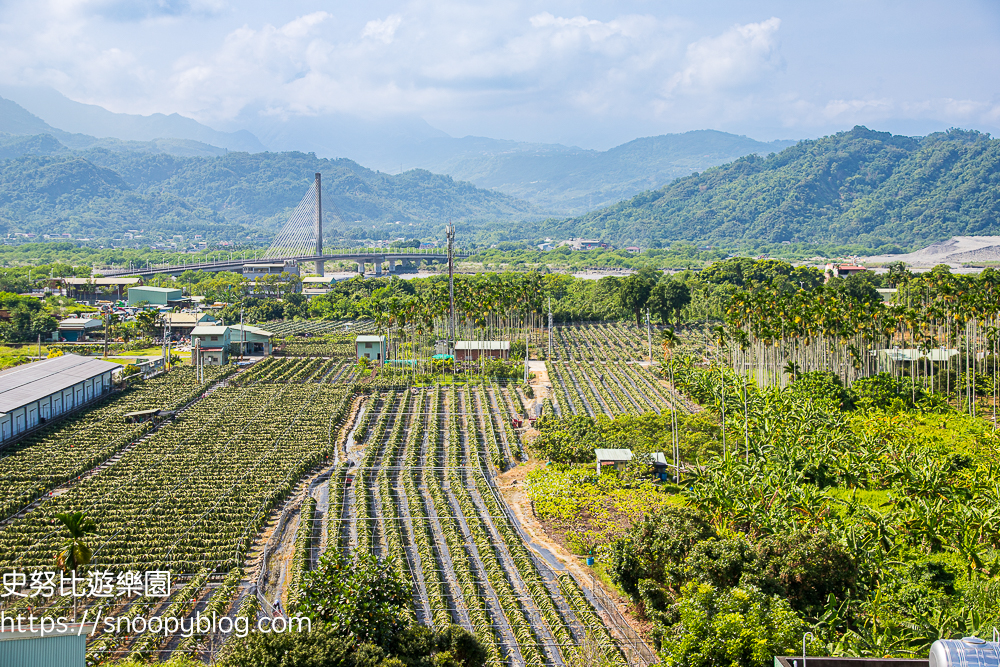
xmin=0 ymin=85 xmax=265 ymax=153
xmin=0 ymin=87 xmax=803 ymax=214
xmin=438 ymin=131 xmax=796 ymax=213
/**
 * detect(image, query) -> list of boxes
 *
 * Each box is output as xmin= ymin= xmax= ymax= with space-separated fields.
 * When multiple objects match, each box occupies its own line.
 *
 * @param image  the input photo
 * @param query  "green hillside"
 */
xmin=0 ymin=146 xmax=538 ymax=241
xmin=536 ymin=126 xmax=1000 ymax=250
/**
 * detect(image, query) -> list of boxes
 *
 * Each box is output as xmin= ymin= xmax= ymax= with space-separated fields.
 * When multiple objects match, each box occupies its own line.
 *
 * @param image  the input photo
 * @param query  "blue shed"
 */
xmin=0 ymin=627 xmax=87 ymax=666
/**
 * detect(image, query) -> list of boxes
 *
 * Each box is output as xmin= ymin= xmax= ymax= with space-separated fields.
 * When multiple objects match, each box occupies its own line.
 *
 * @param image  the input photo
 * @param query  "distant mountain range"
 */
xmin=4 ymin=88 xmax=995 ymax=252
xmin=0 ymin=86 xmax=264 ymax=153
xmin=0 ymin=85 xmax=796 ymax=215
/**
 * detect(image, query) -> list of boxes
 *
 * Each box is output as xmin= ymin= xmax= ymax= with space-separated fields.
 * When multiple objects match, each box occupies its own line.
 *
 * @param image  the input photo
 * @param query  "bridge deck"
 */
xmin=98 ymin=251 xmax=469 ymax=278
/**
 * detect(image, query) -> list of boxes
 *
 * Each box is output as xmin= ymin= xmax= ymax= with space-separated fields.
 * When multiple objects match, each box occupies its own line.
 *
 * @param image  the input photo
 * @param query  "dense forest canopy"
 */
xmin=528 ymin=127 xmax=1000 ymax=251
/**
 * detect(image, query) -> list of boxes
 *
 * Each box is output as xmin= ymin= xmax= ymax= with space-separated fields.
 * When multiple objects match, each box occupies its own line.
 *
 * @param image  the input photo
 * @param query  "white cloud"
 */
xmin=361 ymin=14 xmax=402 ymax=44
xmin=0 ymin=1 xmax=996 ymax=145
xmin=667 ymin=17 xmax=782 ymax=95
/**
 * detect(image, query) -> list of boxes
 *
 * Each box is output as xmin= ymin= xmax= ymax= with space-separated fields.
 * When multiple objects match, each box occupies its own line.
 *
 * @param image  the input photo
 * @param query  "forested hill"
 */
xmin=536 ymin=127 xmax=1000 ymax=250
xmin=0 ymin=145 xmax=538 ymax=241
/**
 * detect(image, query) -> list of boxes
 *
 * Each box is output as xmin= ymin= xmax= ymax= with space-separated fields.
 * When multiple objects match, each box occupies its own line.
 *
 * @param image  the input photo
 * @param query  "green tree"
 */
xmin=661 ymin=582 xmax=805 ymax=667
xmin=54 ymin=511 xmax=96 ymax=620
xmin=618 ymin=269 xmax=658 ymax=326
xmin=296 ymin=551 xmax=410 ymax=647
xmin=649 ymin=280 xmax=692 ymax=326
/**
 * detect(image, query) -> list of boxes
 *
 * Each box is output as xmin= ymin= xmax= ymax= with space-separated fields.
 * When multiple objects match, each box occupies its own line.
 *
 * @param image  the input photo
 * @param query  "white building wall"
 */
xmin=0 ymin=371 xmax=114 ymax=445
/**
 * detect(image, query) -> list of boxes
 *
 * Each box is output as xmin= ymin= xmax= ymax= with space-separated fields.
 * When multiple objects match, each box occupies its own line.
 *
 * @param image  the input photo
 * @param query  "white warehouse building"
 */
xmin=0 ymin=354 xmax=119 ymax=444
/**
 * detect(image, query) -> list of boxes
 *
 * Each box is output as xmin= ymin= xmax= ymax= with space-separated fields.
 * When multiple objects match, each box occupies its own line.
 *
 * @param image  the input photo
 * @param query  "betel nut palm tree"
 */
xmin=55 ymin=511 xmax=97 ymax=621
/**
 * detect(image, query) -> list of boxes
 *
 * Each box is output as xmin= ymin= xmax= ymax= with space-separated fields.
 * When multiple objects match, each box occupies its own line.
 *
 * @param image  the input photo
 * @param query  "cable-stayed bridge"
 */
xmin=101 ymin=173 xmax=467 ymax=278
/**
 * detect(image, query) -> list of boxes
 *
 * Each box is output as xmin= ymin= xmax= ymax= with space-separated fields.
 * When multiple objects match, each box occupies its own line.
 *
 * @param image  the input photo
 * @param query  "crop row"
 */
xmin=0 ymin=365 xmax=230 ymax=520
xmin=322 ymin=384 xmax=631 ymax=666
xmin=401 ymin=388 xmax=453 ymax=629
xmin=0 ymin=383 xmax=351 ymax=572
xmin=286 ymin=497 xmax=316 ymax=610
xmin=464 ymin=388 xmax=628 ymax=667
xmin=262 ymin=320 xmax=375 ymax=336
xmin=279 ymin=335 xmax=357 ymax=358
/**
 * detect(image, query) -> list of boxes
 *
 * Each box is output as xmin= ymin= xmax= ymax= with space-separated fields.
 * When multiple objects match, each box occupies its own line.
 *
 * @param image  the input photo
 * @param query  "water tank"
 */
xmin=929 ymin=637 xmax=1000 ymax=667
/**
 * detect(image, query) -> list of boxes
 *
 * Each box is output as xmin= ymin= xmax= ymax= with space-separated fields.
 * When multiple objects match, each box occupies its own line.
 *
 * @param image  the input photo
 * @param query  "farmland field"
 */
xmin=0 ymin=346 xmax=645 ymax=666
xmin=5 ymin=294 xmax=994 ymax=667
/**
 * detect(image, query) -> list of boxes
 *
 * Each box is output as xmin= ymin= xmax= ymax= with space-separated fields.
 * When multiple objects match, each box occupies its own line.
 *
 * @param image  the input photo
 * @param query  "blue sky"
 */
xmin=0 ymin=0 xmax=997 ymax=148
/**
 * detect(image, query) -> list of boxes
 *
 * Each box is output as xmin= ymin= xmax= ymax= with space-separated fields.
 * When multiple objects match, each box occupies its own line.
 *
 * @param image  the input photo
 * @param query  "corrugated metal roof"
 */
xmin=229 ymin=324 xmax=274 ymax=337
xmin=58 ymin=318 xmax=102 ymax=327
xmin=595 ymin=448 xmax=633 ymax=461
xmin=456 ymin=341 xmax=510 ymax=350
xmin=649 ymin=452 xmax=667 ymax=466
xmin=191 ymin=326 xmax=229 ymax=335
xmin=63 ymin=277 xmax=141 ymax=286
xmin=163 ymin=313 xmax=214 ymax=325
xmin=129 ymin=286 xmax=181 ymax=294
xmin=0 ymin=354 xmax=118 ymax=413
xmin=356 ymin=335 xmax=385 ymax=342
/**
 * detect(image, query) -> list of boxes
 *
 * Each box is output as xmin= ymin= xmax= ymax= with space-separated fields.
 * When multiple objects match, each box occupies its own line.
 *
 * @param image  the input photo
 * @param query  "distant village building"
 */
xmin=127 ymin=286 xmax=184 ymax=307
xmin=455 ymin=341 xmax=510 ymax=362
xmin=229 ymin=324 xmax=275 ymax=357
xmin=60 ymin=276 xmax=142 ymax=304
xmin=824 ymin=263 xmax=868 ymax=282
xmin=626 ymin=247 xmax=641 ymax=254
xmin=162 ymin=312 xmax=216 ymax=337
xmin=57 ymin=317 xmax=103 ymax=342
xmin=242 ymin=262 xmax=301 ymax=281
xmin=561 ymin=238 xmax=609 ymax=251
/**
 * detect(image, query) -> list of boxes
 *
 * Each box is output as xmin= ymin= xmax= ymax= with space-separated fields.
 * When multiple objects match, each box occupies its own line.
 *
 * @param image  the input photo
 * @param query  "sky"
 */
xmin=0 ymin=0 xmax=997 ymax=148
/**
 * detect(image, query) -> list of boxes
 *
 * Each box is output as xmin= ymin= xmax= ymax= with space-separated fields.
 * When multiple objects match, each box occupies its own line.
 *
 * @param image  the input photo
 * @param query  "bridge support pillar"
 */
xmin=315 ymin=260 xmax=325 ymax=277
xmin=388 ymin=259 xmax=397 ymax=273
xmin=357 ymin=262 xmax=365 ymax=275
xmin=375 ymin=261 xmax=383 ymax=276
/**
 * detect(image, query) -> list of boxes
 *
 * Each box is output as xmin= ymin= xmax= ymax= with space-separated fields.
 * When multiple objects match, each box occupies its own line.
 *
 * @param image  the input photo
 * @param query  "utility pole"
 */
xmin=195 ymin=338 xmax=202 ymax=383
xmin=446 ymin=221 xmax=456 ymax=357
xmin=646 ymin=308 xmax=652 ymax=363
xmin=240 ymin=306 xmax=245 ymax=361
xmin=103 ymin=311 xmax=109 ymax=359
xmin=548 ymin=296 xmax=553 ymax=360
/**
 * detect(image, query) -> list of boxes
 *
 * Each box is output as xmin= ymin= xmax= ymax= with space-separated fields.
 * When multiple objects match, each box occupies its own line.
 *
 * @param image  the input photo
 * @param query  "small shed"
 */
xmin=455 ymin=341 xmax=510 ymax=362
xmin=123 ymin=408 xmax=174 ymax=424
xmin=595 ymin=448 xmax=633 ymax=474
xmin=58 ymin=317 xmax=103 ymax=342
xmin=649 ymin=452 xmax=669 ymax=479
xmin=191 ymin=325 xmax=231 ymax=365
xmin=127 ymin=286 xmax=182 ymax=307
xmin=356 ymin=335 xmax=387 ymax=362
xmin=228 ymin=324 xmax=275 ymax=356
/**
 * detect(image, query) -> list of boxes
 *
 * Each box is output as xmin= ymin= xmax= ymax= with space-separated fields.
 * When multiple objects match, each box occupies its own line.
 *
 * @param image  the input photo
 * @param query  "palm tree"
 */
xmin=55 ymin=511 xmax=96 ymax=621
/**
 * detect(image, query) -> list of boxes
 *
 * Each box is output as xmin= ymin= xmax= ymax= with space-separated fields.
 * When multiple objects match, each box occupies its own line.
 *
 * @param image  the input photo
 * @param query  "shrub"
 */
xmin=608 ymin=506 xmax=716 ymax=603
xmin=660 ymin=582 xmax=805 ymax=667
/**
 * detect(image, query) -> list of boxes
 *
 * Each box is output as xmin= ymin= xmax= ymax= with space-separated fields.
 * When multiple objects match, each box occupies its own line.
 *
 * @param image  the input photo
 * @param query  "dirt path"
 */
xmin=497 ymin=462 xmax=654 ymax=642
